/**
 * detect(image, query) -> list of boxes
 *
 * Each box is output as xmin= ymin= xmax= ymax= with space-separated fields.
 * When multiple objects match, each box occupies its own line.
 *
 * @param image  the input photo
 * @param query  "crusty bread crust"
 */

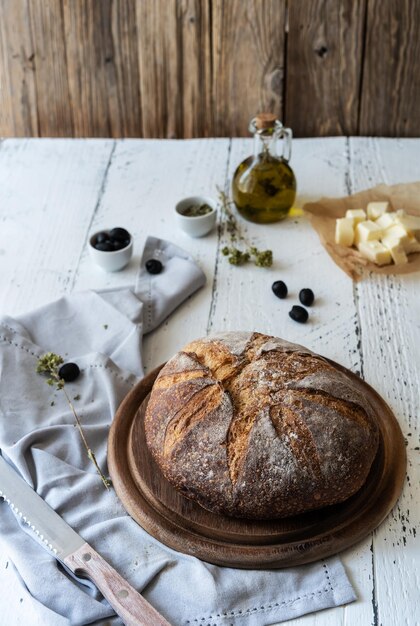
xmin=144 ymin=332 xmax=379 ymax=519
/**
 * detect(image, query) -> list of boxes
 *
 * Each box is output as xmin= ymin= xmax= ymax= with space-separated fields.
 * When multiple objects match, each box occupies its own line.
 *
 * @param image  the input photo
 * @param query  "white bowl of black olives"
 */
xmin=89 ymin=227 xmax=133 ymax=272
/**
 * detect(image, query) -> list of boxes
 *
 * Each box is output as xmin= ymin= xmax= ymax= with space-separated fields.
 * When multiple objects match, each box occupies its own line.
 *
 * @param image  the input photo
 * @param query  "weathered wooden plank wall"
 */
xmin=212 ymin=0 xmax=286 ymax=137
xmin=0 ymin=0 xmax=419 ymax=138
xmin=359 ymin=0 xmax=420 ymax=137
xmin=285 ymin=0 xmax=367 ymax=137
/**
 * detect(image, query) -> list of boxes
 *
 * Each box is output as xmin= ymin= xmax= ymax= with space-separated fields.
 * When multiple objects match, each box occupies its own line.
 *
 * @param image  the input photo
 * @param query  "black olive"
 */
xmin=109 ymin=227 xmax=131 ymax=242
xmin=299 ymin=288 xmax=315 ymax=307
xmin=95 ymin=241 xmax=114 ymax=252
xmin=145 ymin=259 xmax=163 ymax=275
xmin=95 ymin=231 xmax=108 ymax=245
xmin=289 ymin=305 xmax=309 ymax=323
xmin=58 ymin=362 xmax=80 ymax=382
xmin=272 ymin=280 xmax=288 ymax=299
xmin=110 ymin=239 xmax=127 ymax=251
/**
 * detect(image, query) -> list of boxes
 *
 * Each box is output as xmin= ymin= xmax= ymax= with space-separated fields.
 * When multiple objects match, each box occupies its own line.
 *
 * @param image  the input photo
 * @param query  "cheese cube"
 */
xmin=381 ymin=224 xmax=410 ymax=248
xmin=367 ymin=201 xmax=389 ymax=220
xmin=375 ymin=213 xmax=397 ymax=230
xmin=357 ymin=241 xmax=391 ymax=266
xmin=394 ymin=212 xmax=420 ymax=236
xmin=335 ymin=218 xmax=354 ymax=246
xmin=345 ymin=208 xmax=366 ymax=225
xmin=381 ymin=238 xmax=408 ymax=265
xmin=403 ymin=234 xmax=420 ymax=254
xmin=354 ymin=220 xmax=384 ymax=245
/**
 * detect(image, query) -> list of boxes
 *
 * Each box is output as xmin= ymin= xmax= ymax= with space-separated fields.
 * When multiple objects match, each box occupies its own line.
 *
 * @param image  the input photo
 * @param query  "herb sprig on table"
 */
xmin=36 ymin=352 xmax=111 ymax=490
xmin=218 ymin=189 xmax=273 ymax=267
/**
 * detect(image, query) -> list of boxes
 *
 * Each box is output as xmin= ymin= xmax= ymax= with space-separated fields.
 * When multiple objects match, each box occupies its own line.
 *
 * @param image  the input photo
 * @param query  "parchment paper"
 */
xmin=303 ymin=181 xmax=420 ymax=280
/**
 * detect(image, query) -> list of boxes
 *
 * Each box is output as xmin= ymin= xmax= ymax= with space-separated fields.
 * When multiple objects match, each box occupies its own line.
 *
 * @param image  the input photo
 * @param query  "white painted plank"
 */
xmin=210 ymin=137 xmax=373 ymax=626
xmin=374 ymin=137 xmax=420 ymax=185
xmin=0 ymin=138 xmax=115 ymax=624
xmin=348 ymin=137 xmax=420 ymax=626
xmin=208 ymin=138 xmax=357 ymax=357
xmin=0 ymin=138 xmax=114 ymax=313
xmin=72 ymin=138 xmax=231 ymax=371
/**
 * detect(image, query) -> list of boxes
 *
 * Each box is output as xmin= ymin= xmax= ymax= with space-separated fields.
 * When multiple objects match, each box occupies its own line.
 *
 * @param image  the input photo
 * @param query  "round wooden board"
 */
xmin=108 ymin=362 xmax=406 ymax=569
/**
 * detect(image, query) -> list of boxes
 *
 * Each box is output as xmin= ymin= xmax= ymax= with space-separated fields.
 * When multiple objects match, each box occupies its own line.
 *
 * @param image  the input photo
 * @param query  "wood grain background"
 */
xmin=1 ymin=0 xmax=419 ymax=138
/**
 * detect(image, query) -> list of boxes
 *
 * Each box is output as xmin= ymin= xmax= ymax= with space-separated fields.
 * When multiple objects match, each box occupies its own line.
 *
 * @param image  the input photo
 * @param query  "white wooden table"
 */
xmin=0 ymin=137 xmax=419 ymax=626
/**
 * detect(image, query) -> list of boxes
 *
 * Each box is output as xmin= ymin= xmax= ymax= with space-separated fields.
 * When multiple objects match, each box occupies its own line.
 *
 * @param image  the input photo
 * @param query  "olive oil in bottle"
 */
xmin=232 ymin=113 xmax=297 ymax=224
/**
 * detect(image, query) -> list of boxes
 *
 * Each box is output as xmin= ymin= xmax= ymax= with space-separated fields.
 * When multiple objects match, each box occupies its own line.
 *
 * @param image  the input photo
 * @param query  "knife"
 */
xmin=0 ymin=455 xmax=171 ymax=626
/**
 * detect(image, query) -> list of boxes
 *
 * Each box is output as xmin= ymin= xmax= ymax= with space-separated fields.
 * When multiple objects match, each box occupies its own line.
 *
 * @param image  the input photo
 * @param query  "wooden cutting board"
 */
xmin=107 ymin=362 xmax=406 ymax=568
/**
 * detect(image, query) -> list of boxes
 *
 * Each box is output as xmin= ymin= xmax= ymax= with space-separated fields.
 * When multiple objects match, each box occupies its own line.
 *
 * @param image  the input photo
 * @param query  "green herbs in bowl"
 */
xmin=181 ymin=203 xmax=214 ymax=217
xmin=175 ymin=195 xmax=217 ymax=237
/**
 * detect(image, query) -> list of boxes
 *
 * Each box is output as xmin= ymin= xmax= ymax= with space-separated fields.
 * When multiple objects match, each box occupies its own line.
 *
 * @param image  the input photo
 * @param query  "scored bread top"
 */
xmin=144 ymin=332 xmax=379 ymax=519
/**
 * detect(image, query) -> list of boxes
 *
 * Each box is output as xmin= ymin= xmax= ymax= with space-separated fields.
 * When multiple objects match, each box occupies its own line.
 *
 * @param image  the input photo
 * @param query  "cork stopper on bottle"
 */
xmin=255 ymin=113 xmax=277 ymax=130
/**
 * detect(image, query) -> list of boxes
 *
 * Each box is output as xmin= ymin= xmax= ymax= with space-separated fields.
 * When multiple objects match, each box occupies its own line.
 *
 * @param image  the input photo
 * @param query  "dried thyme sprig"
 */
xmin=218 ymin=189 xmax=273 ymax=268
xmin=36 ymin=352 xmax=111 ymax=490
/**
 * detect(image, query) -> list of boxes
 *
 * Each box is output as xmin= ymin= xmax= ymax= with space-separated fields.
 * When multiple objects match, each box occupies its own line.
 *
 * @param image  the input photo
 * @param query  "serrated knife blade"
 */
xmin=0 ymin=454 xmax=83 ymax=558
xmin=0 ymin=455 xmax=171 ymax=626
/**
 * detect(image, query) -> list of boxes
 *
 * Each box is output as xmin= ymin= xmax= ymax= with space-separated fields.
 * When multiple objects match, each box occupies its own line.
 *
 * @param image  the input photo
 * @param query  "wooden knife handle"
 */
xmin=64 ymin=542 xmax=171 ymax=626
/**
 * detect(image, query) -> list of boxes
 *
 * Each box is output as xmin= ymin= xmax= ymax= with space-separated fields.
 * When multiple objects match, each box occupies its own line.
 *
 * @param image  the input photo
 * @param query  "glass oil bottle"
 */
xmin=232 ymin=113 xmax=297 ymax=224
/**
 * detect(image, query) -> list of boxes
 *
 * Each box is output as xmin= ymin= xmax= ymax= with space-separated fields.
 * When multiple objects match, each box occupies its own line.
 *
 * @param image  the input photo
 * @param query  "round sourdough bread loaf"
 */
xmin=144 ymin=332 xmax=379 ymax=519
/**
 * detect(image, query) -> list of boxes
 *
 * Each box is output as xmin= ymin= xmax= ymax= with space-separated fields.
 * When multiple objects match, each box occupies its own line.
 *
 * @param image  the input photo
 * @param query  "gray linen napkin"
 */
xmin=0 ymin=236 xmax=356 ymax=626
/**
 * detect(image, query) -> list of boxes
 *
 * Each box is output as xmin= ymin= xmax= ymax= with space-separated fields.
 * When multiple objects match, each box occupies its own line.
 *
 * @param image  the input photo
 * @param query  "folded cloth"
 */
xmin=0 ymin=236 xmax=356 ymax=626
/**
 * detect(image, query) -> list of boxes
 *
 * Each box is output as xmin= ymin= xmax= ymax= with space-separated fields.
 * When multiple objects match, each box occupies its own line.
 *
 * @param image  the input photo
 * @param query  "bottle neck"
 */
xmin=253 ymin=131 xmax=278 ymax=161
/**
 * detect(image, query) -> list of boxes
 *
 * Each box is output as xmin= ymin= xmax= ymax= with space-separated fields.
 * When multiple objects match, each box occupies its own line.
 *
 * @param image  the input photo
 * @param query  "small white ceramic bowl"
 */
xmin=175 ymin=196 xmax=217 ymax=237
xmin=89 ymin=230 xmax=133 ymax=272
